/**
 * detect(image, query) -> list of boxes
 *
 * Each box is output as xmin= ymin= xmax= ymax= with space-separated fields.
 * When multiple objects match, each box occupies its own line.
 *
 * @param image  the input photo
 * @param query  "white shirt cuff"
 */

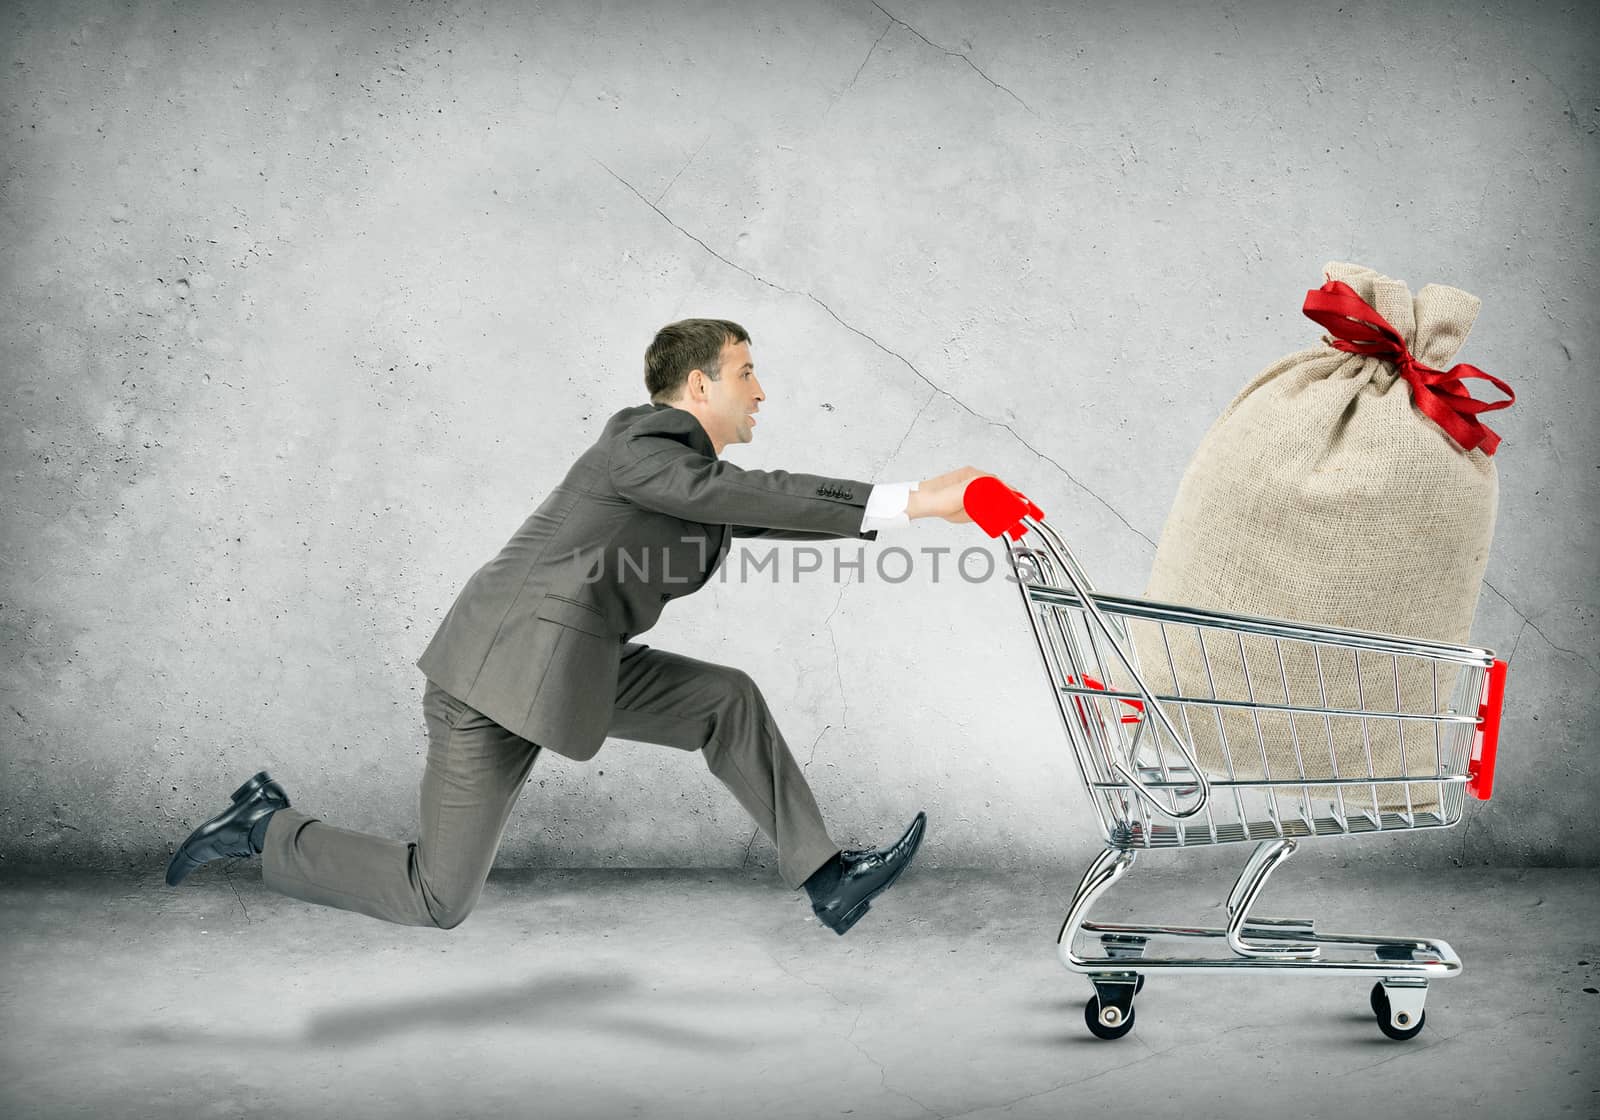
xmin=859 ymin=480 xmax=917 ymax=532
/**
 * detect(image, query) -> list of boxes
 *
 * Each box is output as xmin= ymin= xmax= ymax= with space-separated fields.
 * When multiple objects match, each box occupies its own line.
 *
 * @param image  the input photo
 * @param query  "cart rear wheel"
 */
xmin=1370 ymin=984 xmax=1427 ymax=1041
xmin=1084 ymin=996 xmax=1136 ymax=1040
xmin=1376 ymin=1009 xmax=1426 ymax=1041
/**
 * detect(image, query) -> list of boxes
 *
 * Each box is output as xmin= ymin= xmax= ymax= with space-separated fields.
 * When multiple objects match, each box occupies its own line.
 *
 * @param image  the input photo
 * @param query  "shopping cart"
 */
xmin=963 ymin=477 xmax=1508 ymax=1041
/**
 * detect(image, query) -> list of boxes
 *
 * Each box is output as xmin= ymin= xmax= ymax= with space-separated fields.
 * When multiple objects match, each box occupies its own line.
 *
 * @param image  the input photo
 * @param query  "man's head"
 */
xmin=644 ymin=318 xmax=764 ymax=456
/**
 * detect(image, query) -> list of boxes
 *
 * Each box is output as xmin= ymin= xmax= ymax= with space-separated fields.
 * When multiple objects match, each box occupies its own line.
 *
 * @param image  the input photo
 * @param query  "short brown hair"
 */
xmin=644 ymin=318 xmax=751 ymax=403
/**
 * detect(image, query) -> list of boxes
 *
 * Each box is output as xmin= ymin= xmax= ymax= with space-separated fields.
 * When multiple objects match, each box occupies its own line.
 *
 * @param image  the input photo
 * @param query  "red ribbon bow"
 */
xmin=1302 ymin=278 xmax=1515 ymax=455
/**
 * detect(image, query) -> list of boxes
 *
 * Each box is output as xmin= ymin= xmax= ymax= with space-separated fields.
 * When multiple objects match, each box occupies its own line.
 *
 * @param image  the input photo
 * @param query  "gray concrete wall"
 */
xmin=3 ymin=0 xmax=1595 ymax=872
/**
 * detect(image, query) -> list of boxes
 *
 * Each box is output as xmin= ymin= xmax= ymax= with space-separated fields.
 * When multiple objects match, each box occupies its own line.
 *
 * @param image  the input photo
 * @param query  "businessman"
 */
xmin=167 ymin=318 xmax=998 ymax=936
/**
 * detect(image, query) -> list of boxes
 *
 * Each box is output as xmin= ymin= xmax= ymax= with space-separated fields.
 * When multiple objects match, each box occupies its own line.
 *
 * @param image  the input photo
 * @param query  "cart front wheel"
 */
xmin=1084 ymin=996 xmax=1136 ymax=1040
xmin=1370 ymin=984 xmax=1427 ymax=1041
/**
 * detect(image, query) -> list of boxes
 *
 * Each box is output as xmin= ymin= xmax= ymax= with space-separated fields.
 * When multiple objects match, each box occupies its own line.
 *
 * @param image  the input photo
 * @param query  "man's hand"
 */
xmin=907 ymin=466 xmax=1009 ymax=524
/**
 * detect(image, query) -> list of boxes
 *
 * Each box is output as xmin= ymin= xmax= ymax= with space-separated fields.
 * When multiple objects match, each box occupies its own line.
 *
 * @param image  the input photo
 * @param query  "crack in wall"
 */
xmin=1003 ymin=425 xmax=1157 ymax=549
xmin=883 ymin=388 xmax=938 ymax=471
xmin=825 ymin=594 xmax=850 ymax=731
xmin=821 ymin=575 xmax=855 ymax=634
xmin=802 ymin=722 xmax=831 ymax=771
xmin=1504 ymin=618 xmax=1530 ymax=669
xmin=738 ymin=822 xmax=761 ymax=870
xmin=848 ymin=18 xmax=894 ymax=95
xmin=1482 ymin=578 xmax=1595 ymax=673
xmin=871 ymin=1 xmax=1038 ymax=119
xmin=596 ymin=159 xmax=1157 ymax=552
xmin=821 ymin=17 xmax=893 ymax=127
xmin=655 ymin=133 xmax=711 ymax=206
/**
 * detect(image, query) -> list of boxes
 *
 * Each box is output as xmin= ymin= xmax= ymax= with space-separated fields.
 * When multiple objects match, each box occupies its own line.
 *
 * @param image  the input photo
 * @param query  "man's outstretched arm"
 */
xmin=610 ymin=413 xmax=998 ymax=533
xmin=730 ymin=480 xmax=917 ymax=540
xmin=609 ymin=433 xmax=877 ymax=536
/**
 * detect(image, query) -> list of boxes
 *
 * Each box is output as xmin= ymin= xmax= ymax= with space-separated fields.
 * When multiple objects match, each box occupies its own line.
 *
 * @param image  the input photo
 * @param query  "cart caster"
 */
xmin=1094 ymin=968 xmax=1144 ymax=995
xmin=1084 ymin=995 xmax=1136 ymax=1040
xmin=1370 ymin=982 xmax=1427 ymax=1041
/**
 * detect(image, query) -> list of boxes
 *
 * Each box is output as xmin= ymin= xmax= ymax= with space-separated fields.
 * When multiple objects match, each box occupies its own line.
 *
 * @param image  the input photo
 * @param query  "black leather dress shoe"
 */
xmin=165 ymin=771 xmax=290 ymax=887
xmin=806 ymin=811 xmax=927 ymax=935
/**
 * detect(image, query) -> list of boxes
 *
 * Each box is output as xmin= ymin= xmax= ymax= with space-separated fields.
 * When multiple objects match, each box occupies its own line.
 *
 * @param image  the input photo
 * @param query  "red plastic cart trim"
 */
xmin=1468 ymin=658 xmax=1507 ymax=801
xmin=963 ymin=476 xmax=1043 ymax=540
xmin=1065 ymin=675 xmax=1145 ymax=737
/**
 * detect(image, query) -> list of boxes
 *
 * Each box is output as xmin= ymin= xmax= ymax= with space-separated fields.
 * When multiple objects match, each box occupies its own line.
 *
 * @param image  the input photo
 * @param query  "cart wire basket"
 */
xmin=963 ymin=477 xmax=1508 ymax=1041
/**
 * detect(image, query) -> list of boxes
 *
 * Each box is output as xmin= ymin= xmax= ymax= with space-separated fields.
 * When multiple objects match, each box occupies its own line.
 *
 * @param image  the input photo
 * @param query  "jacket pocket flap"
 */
xmin=534 ymin=595 xmax=614 ymax=638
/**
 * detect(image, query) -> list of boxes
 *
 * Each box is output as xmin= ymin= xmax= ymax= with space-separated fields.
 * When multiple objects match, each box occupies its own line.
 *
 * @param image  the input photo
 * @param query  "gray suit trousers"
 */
xmin=259 ymin=644 xmax=842 ymax=927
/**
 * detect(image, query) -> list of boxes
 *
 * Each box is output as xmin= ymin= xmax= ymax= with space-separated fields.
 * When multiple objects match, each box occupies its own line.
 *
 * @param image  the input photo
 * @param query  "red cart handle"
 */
xmin=964 ymin=475 xmax=1043 ymax=540
xmin=1468 ymin=658 xmax=1508 ymax=801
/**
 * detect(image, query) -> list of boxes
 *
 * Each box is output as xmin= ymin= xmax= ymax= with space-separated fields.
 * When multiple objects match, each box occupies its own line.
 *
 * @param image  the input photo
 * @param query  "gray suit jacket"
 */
xmin=415 ymin=402 xmax=879 ymax=761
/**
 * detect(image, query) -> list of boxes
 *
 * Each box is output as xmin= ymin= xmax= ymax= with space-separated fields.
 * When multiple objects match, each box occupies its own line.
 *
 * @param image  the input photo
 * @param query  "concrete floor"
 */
xmin=1 ymin=863 xmax=1596 ymax=1120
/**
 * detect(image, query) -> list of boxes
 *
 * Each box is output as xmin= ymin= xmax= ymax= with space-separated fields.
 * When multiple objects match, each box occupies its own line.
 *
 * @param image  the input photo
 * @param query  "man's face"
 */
xmin=688 ymin=339 xmax=764 ymax=453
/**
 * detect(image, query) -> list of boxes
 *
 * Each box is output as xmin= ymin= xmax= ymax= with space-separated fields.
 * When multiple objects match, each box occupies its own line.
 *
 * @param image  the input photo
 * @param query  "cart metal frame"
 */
xmin=964 ymin=478 xmax=1507 ymax=1040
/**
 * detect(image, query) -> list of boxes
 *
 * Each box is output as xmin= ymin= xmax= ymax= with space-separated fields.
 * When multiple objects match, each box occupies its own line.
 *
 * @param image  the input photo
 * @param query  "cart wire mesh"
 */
xmin=987 ymin=491 xmax=1500 ymax=852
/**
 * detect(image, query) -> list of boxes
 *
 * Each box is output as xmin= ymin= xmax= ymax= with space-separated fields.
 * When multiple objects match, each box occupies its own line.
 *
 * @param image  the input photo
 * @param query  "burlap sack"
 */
xmin=1130 ymin=262 xmax=1507 ymax=821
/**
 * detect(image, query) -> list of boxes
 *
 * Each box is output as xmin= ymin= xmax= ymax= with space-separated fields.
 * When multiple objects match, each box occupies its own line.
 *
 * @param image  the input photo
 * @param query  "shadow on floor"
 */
xmin=125 ymin=968 xmax=794 ymax=1053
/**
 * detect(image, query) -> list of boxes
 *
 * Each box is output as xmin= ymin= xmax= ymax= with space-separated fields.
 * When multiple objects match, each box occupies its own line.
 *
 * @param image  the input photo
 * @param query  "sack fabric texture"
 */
xmin=1129 ymin=261 xmax=1499 ymax=819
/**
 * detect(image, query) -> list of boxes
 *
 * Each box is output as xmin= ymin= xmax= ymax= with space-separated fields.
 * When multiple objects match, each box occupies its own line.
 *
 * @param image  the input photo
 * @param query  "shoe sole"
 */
xmin=820 ymin=812 xmax=927 ymax=936
xmin=830 ymin=900 xmax=870 ymax=935
xmin=164 ymin=845 xmax=203 ymax=887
